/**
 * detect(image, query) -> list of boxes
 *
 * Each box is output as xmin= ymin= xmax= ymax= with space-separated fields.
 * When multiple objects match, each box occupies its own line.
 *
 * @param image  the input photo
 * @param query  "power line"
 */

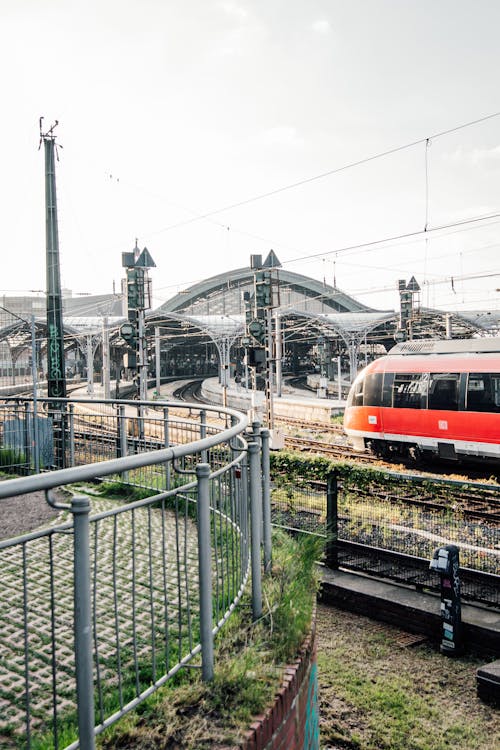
xmin=281 ymin=210 xmax=500 ymax=266
xmin=147 ymin=111 xmax=500 ymax=236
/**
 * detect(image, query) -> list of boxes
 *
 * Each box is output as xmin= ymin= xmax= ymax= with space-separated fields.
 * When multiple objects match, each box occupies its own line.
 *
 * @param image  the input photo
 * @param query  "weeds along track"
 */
xmin=283 ymin=435 xmax=380 ymax=464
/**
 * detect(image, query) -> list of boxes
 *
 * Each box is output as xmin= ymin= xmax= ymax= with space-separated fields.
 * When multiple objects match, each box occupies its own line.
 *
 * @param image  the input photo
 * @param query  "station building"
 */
xmin=0 ymin=253 xmax=499 ymax=392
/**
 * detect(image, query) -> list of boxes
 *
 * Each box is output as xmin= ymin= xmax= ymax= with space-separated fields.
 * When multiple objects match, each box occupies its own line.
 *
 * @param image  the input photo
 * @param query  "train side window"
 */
xmin=466 ymin=373 xmax=500 ymax=412
xmin=428 ymin=373 xmax=459 ymax=411
xmin=392 ymin=372 xmax=426 ymax=409
xmin=363 ymin=372 xmax=383 ymax=406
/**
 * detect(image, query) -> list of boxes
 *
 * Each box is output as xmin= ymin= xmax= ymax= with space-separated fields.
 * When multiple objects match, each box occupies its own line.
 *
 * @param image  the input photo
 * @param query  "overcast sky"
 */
xmin=1 ymin=0 xmax=500 ymax=315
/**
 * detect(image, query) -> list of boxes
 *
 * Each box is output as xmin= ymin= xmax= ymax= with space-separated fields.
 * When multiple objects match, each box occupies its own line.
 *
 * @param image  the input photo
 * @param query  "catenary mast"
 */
xmin=40 ymin=118 xmax=67 ymax=402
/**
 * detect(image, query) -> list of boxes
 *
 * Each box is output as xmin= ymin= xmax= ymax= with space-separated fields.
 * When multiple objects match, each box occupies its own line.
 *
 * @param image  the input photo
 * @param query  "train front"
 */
xmin=343 ymin=359 xmax=386 ymax=452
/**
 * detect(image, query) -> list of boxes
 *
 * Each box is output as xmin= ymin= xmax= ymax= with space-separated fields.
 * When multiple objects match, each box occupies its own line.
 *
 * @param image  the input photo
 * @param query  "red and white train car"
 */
xmin=344 ymin=338 xmax=500 ymax=463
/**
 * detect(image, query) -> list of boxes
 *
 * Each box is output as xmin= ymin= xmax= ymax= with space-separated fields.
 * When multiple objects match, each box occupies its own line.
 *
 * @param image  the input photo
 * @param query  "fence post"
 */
xmin=23 ymin=401 xmax=31 ymax=471
xmin=118 ymin=405 xmax=128 ymax=482
xmin=72 ymin=495 xmax=96 ymax=750
xmin=163 ymin=407 xmax=171 ymax=491
xmin=241 ymin=455 xmax=250 ymax=573
xmin=326 ymin=471 xmax=339 ymax=569
xmin=260 ymin=428 xmax=272 ymax=573
xmin=248 ymin=442 xmax=263 ymax=620
xmin=69 ymin=403 xmax=75 ymax=467
xmin=196 ymin=463 xmax=214 ymax=681
xmin=200 ymin=409 xmax=207 ymax=463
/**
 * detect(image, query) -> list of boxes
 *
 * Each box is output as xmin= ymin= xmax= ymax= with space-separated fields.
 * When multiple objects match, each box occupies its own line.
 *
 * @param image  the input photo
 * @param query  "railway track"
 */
xmin=172 ymin=379 xmax=205 ymax=403
xmin=274 ymin=414 xmax=344 ymax=434
xmin=283 ymin=435 xmax=380 ymax=464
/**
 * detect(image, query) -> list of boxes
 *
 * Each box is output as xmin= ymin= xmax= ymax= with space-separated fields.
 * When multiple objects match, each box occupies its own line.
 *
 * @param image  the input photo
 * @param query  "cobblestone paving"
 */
xmin=0 ymin=496 xmax=200 ymax=747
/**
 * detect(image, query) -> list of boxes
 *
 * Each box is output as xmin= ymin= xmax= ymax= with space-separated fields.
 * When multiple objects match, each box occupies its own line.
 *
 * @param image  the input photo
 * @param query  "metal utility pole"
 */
xmin=40 ymin=118 xmax=66 ymax=402
xmin=40 ymin=118 xmax=67 ymax=468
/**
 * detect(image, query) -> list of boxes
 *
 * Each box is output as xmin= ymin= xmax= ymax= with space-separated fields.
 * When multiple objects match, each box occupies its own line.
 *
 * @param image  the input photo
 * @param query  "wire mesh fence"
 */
xmin=0 ymin=397 xmax=254 ymax=750
xmin=271 ymin=468 xmax=500 ymax=607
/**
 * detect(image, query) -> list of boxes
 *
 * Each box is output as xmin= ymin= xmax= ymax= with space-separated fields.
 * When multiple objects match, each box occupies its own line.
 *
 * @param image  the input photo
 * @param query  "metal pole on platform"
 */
xmin=155 ymin=326 xmax=161 ymax=395
xmin=102 ymin=317 xmax=110 ymax=399
xmin=274 ymin=312 xmax=282 ymax=398
xmin=86 ymin=335 xmax=94 ymax=395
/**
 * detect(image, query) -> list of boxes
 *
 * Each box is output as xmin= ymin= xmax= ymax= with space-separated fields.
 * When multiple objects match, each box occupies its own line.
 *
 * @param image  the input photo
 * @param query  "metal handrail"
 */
xmin=0 ymin=397 xmax=269 ymax=750
xmin=0 ymin=397 xmax=247 ymax=499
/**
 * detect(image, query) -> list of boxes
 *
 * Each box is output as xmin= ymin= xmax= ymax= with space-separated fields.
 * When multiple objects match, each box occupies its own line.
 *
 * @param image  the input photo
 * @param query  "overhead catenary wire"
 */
xmin=281 ymin=210 xmax=500 ymax=266
xmin=145 ymin=110 xmax=500 ymax=237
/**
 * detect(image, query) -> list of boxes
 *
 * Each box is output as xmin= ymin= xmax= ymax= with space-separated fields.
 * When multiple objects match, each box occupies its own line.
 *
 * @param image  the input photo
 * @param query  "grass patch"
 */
xmin=317 ymin=605 xmax=499 ymax=750
xmin=98 ymin=530 xmax=321 ymax=749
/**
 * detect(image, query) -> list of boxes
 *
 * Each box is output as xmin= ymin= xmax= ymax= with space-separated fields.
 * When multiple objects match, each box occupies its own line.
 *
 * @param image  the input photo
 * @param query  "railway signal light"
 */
xmin=248 ymin=318 xmax=266 ymax=345
xmin=127 ymin=268 xmax=145 ymax=310
xmin=120 ymin=322 xmax=137 ymax=347
xmin=248 ymin=346 xmax=265 ymax=372
xmin=255 ymin=271 xmax=272 ymax=309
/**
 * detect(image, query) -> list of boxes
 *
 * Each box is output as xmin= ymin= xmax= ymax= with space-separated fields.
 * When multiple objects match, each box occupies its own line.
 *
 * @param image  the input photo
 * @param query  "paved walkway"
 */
xmin=0 ymin=496 xmax=200 ymax=743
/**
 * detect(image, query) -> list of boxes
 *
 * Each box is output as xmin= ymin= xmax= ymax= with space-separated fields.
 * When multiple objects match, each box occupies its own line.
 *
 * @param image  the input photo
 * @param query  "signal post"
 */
xmin=244 ymin=253 xmax=280 ymax=436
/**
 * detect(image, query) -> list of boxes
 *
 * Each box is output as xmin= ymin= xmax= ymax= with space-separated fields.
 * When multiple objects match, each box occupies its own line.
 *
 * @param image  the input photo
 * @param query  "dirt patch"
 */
xmin=0 ymin=487 xmax=59 ymax=540
xmin=316 ymin=603 xmax=500 ymax=750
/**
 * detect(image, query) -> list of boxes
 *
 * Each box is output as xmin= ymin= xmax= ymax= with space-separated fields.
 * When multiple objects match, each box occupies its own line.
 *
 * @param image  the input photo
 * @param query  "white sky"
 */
xmin=1 ymin=0 xmax=500 ymax=314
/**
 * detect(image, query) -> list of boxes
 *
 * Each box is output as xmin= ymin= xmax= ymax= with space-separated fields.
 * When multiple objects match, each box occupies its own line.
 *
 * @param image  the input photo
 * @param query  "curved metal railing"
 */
xmin=0 ymin=397 xmax=267 ymax=750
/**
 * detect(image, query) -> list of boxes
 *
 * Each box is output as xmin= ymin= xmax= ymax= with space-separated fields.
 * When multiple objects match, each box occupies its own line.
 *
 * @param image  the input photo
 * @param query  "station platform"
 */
xmin=198 ymin=377 xmax=346 ymax=423
xmin=320 ymin=566 xmax=500 ymax=656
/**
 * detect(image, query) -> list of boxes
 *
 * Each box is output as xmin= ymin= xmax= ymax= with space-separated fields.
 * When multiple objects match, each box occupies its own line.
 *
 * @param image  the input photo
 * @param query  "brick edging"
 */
xmin=240 ymin=600 xmax=318 ymax=750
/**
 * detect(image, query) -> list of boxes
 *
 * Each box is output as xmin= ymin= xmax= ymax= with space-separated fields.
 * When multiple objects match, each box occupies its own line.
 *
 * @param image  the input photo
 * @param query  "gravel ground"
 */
xmin=0 ymin=489 xmax=58 ymax=540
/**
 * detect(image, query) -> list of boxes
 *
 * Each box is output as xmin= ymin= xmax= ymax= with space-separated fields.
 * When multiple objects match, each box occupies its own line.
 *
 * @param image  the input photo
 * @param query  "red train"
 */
xmin=344 ymin=338 xmax=500 ymax=464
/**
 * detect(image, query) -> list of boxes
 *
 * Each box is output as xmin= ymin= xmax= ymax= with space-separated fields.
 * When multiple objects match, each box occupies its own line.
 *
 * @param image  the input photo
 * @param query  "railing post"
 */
xmin=251 ymin=420 xmax=261 ymax=442
xmin=163 ymin=407 xmax=171 ymax=491
xmin=241 ymin=456 xmax=249 ymax=572
xmin=196 ymin=463 xmax=214 ymax=681
xmin=200 ymin=409 xmax=207 ymax=463
xmin=72 ymin=495 xmax=96 ymax=750
xmin=119 ymin=405 xmax=128 ymax=482
xmin=260 ymin=428 xmax=272 ymax=573
xmin=69 ymin=403 xmax=75 ymax=467
xmin=249 ymin=421 xmax=262 ymax=538
xmin=326 ymin=471 xmax=339 ymax=569
xmin=23 ymin=401 xmax=31 ymax=472
xmin=248 ymin=442 xmax=263 ymax=620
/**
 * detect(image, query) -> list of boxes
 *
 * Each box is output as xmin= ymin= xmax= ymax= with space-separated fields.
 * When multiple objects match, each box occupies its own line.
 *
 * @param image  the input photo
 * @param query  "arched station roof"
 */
xmin=156 ymin=265 xmax=371 ymax=317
